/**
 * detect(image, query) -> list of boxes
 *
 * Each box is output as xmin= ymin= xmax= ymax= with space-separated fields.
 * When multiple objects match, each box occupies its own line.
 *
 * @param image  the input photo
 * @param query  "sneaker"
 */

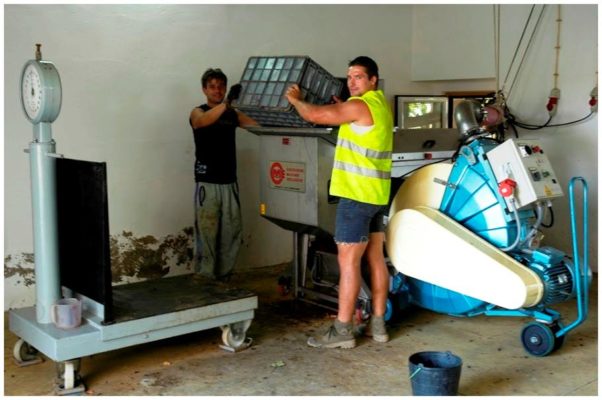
xmin=365 ymin=316 xmax=389 ymax=343
xmin=307 ymin=319 xmax=356 ymax=349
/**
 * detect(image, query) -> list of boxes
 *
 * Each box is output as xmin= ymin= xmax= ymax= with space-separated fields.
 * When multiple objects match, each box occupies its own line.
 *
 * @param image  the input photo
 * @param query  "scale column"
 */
xmin=29 ymin=122 xmax=61 ymax=324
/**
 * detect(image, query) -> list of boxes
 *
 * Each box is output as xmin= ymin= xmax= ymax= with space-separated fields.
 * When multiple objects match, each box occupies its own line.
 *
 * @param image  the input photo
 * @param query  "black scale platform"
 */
xmin=110 ymin=275 xmax=255 ymax=324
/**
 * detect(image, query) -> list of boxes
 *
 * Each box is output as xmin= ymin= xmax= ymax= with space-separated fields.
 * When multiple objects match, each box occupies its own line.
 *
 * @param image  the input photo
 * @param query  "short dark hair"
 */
xmin=348 ymin=56 xmax=379 ymax=81
xmin=201 ymin=68 xmax=227 ymax=88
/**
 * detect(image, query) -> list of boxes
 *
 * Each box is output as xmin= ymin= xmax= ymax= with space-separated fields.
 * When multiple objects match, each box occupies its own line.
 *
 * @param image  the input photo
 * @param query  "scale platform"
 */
xmin=9 ymin=274 xmax=257 ymax=363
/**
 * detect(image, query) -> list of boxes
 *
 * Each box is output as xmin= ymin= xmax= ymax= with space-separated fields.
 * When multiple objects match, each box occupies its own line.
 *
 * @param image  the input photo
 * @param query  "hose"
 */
xmin=500 ymin=198 xmax=522 ymax=252
xmin=520 ymin=201 xmax=545 ymax=247
xmin=541 ymin=202 xmax=555 ymax=228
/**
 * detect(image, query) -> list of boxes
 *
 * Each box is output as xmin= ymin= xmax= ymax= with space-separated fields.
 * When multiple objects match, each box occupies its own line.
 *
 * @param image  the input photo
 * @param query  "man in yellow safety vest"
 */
xmin=286 ymin=56 xmax=393 ymax=349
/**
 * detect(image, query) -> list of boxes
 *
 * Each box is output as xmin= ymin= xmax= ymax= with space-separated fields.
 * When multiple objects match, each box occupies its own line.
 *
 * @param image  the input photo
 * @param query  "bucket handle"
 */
xmin=410 ymin=351 xmax=459 ymax=379
xmin=409 ymin=364 xmax=423 ymax=379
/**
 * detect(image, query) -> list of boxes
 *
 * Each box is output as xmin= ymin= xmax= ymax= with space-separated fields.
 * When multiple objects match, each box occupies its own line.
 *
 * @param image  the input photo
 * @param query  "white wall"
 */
xmin=495 ymin=5 xmax=598 ymax=272
xmin=411 ymin=4 xmax=495 ymax=80
xmin=4 ymin=4 xmax=597 ymax=309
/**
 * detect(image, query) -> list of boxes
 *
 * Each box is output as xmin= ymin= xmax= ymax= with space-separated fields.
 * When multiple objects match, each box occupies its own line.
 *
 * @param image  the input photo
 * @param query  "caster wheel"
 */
xmin=13 ymin=338 xmax=39 ymax=363
xmin=521 ymin=322 xmax=556 ymax=357
xmin=222 ymin=326 xmax=246 ymax=349
xmin=221 ymin=320 xmax=252 ymax=350
xmin=55 ymin=359 xmax=85 ymax=395
xmin=549 ymin=322 xmax=566 ymax=352
xmin=64 ymin=361 xmax=75 ymax=390
xmin=384 ymin=298 xmax=393 ymax=322
xmin=56 ymin=359 xmax=82 ymax=390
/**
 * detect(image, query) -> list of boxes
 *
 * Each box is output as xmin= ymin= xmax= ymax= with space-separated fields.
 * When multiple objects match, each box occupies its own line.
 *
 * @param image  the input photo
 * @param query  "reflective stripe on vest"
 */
xmin=337 ymin=138 xmax=392 ymax=160
xmin=333 ymin=160 xmax=391 ymax=179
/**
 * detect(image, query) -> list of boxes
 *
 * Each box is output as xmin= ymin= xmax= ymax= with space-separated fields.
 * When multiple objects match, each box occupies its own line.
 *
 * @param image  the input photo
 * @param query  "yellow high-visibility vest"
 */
xmin=330 ymin=90 xmax=393 ymax=205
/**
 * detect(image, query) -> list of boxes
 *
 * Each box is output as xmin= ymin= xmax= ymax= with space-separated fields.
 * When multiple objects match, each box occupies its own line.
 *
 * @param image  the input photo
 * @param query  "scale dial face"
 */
xmin=21 ymin=64 xmax=43 ymax=121
xmin=20 ymin=60 xmax=62 ymax=124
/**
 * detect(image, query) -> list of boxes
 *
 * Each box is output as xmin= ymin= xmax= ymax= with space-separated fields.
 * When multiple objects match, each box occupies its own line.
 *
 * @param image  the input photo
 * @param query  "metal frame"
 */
xmin=10 ymin=298 xmax=256 ymax=362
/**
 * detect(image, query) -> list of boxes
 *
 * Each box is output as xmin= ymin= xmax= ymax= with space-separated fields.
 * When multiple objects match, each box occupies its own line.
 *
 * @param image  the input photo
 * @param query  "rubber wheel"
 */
xmin=521 ymin=322 xmax=556 ymax=357
xmin=549 ymin=322 xmax=566 ymax=352
xmin=221 ymin=320 xmax=251 ymax=349
xmin=56 ymin=359 xmax=82 ymax=390
xmin=221 ymin=326 xmax=246 ymax=349
xmin=64 ymin=361 xmax=75 ymax=390
xmin=13 ymin=339 xmax=39 ymax=363
xmin=384 ymin=298 xmax=393 ymax=322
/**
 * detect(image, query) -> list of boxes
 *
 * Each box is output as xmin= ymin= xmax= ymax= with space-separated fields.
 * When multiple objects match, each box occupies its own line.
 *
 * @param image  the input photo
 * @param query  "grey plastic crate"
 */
xmin=234 ymin=56 xmax=344 ymax=127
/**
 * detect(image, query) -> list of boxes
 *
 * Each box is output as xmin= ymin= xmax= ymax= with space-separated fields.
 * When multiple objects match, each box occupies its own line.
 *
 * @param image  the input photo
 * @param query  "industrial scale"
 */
xmin=10 ymin=45 xmax=257 ymax=394
xmin=248 ymin=101 xmax=590 ymax=358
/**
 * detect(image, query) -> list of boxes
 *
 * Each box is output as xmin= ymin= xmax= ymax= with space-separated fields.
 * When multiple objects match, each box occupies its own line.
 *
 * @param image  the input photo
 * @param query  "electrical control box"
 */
xmin=486 ymin=138 xmax=564 ymax=209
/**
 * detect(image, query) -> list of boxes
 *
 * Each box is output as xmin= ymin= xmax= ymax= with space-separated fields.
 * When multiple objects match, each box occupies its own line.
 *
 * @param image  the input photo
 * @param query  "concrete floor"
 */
xmin=4 ymin=264 xmax=598 ymax=396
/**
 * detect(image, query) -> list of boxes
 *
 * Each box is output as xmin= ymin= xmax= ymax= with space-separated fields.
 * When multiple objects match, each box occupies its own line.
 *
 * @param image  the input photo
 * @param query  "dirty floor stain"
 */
xmin=3 ymin=265 xmax=598 ymax=396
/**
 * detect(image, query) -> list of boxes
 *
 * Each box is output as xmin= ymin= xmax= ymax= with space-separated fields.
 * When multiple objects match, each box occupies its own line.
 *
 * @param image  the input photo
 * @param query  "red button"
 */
xmin=498 ymin=179 xmax=517 ymax=198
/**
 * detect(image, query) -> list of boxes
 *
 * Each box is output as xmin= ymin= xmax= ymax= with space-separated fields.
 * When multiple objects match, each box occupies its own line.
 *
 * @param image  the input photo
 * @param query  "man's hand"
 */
xmin=225 ymin=83 xmax=242 ymax=107
xmin=285 ymin=84 xmax=302 ymax=105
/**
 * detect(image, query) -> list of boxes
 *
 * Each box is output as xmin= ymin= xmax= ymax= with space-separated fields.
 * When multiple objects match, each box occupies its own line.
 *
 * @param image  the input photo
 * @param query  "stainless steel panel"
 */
xmin=393 ymin=128 xmax=461 ymax=154
xmin=255 ymin=127 xmax=462 ymax=232
xmin=259 ymin=133 xmax=336 ymax=235
xmin=392 ymin=128 xmax=460 ymax=178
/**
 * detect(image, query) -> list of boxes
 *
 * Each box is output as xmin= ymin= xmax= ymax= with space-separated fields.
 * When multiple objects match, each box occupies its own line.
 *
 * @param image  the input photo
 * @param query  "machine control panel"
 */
xmin=487 ymin=138 xmax=563 ymax=209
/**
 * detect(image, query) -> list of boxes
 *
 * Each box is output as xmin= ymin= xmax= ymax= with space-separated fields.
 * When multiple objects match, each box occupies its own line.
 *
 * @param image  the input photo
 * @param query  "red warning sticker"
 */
xmin=268 ymin=161 xmax=306 ymax=192
xmin=270 ymin=162 xmax=285 ymax=185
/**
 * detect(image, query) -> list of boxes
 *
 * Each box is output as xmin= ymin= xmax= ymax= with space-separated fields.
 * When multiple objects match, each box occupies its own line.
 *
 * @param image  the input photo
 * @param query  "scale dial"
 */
xmin=20 ymin=60 xmax=62 ymax=124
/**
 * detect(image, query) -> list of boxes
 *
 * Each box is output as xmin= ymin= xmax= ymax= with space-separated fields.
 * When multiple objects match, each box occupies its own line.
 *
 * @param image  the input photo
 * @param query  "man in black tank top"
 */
xmin=189 ymin=68 xmax=258 ymax=281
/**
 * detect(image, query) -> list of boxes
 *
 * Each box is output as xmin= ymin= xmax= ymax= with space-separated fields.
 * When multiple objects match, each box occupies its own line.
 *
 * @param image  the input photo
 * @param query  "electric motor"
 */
xmin=530 ymin=260 xmax=574 ymax=305
xmin=518 ymin=246 xmax=585 ymax=306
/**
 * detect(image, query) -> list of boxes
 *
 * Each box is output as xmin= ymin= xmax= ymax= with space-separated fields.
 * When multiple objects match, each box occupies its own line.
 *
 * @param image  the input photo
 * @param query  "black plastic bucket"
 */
xmin=408 ymin=351 xmax=462 ymax=396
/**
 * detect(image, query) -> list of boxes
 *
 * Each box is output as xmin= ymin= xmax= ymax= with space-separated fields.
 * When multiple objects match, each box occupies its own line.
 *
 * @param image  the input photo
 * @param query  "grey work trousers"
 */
xmin=194 ymin=181 xmax=242 ymax=280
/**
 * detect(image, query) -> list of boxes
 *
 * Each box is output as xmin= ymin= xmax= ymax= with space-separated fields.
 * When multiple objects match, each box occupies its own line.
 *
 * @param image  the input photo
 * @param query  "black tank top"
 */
xmin=190 ymin=104 xmax=239 ymax=183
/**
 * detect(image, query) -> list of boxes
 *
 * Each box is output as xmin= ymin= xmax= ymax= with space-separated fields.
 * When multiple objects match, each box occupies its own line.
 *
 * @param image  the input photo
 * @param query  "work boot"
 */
xmin=307 ymin=319 xmax=356 ymax=349
xmin=365 ymin=315 xmax=389 ymax=343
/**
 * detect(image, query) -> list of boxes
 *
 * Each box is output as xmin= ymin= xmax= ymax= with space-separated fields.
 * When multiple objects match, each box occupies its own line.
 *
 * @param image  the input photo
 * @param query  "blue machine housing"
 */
xmin=384 ymin=108 xmax=590 ymax=356
xmin=401 ymin=138 xmax=522 ymax=315
xmin=398 ymin=138 xmax=584 ymax=320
